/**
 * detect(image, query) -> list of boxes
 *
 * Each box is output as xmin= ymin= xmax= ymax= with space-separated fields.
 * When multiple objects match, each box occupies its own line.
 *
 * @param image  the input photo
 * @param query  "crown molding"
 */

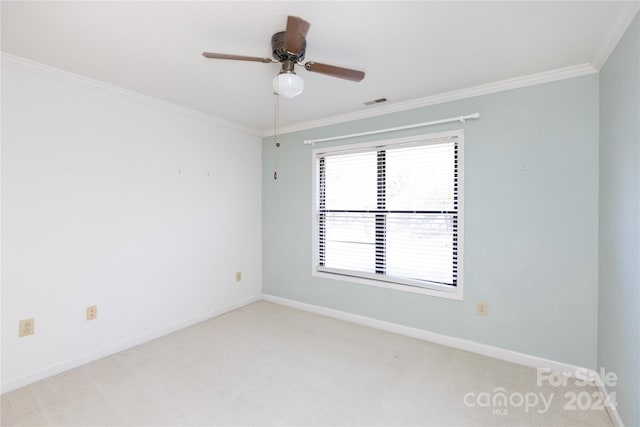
xmin=261 ymin=63 xmax=598 ymax=137
xmin=1 ymin=52 xmax=262 ymax=137
xmin=1 ymin=52 xmax=599 ymax=140
xmin=591 ymin=3 xmax=640 ymax=70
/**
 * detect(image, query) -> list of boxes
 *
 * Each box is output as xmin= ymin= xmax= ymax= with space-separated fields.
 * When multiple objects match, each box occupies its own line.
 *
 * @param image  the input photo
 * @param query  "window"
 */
xmin=312 ymin=130 xmax=463 ymax=299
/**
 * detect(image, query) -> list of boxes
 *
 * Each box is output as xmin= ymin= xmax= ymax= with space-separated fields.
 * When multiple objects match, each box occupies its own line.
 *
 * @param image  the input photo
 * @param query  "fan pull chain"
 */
xmin=273 ymin=93 xmax=280 ymax=180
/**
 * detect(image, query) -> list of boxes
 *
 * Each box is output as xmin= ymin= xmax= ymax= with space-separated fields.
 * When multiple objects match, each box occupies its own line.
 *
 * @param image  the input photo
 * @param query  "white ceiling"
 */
xmin=2 ymin=1 xmax=638 ymax=133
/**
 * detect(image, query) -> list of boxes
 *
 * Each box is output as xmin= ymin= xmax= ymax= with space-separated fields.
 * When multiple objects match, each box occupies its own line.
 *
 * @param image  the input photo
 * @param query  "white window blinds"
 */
xmin=315 ymin=133 xmax=462 ymax=291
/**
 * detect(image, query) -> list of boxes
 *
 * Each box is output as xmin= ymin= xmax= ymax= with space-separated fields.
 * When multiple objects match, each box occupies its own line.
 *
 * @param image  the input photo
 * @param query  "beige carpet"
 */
xmin=2 ymin=300 xmax=613 ymax=426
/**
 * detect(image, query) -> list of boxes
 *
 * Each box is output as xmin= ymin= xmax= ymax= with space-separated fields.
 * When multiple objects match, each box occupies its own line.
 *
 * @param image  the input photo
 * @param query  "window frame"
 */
xmin=311 ymin=129 xmax=464 ymax=300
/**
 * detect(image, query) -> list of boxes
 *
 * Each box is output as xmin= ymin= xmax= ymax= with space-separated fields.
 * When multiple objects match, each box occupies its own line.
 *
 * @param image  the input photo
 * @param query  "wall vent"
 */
xmin=364 ymin=98 xmax=387 ymax=106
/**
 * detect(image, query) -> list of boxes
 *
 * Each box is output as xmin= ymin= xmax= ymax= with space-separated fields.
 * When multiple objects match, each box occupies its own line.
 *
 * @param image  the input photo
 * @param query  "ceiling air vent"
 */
xmin=364 ymin=98 xmax=387 ymax=106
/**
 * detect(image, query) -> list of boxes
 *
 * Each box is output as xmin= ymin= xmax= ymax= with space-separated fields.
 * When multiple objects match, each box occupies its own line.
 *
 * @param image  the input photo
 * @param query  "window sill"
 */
xmin=312 ymin=270 xmax=464 ymax=301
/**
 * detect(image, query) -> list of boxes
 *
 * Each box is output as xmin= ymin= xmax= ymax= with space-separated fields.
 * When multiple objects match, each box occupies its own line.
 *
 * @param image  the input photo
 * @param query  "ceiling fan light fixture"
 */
xmin=273 ymin=72 xmax=304 ymax=98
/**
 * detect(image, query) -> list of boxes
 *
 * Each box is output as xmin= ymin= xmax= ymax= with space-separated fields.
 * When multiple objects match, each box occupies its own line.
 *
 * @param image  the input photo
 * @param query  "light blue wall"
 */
xmin=598 ymin=12 xmax=640 ymax=427
xmin=262 ymin=75 xmax=599 ymax=368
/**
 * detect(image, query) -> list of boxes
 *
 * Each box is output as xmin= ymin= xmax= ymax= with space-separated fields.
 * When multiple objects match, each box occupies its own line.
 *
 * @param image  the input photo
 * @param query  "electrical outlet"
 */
xmin=235 ymin=272 xmax=242 ymax=282
xmin=476 ymin=302 xmax=488 ymax=317
xmin=86 ymin=305 xmax=97 ymax=320
xmin=19 ymin=318 xmax=34 ymax=337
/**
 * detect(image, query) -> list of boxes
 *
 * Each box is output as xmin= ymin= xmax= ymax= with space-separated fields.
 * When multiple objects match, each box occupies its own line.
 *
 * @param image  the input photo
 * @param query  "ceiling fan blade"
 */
xmin=202 ymin=52 xmax=274 ymax=63
xmin=284 ymin=16 xmax=310 ymax=55
xmin=304 ymin=62 xmax=365 ymax=82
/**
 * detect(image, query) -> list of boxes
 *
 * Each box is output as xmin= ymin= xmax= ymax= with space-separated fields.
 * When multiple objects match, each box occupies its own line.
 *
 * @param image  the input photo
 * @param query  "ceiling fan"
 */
xmin=202 ymin=16 xmax=365 ymax=98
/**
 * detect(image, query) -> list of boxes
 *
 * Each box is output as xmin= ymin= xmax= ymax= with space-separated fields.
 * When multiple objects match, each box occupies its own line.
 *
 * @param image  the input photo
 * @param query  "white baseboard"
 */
xmin=262 ymin=294 xmax=586 ymax=375
xmin=1 ymin=295 xmax=262 ymax=394
xmin=597 ymin=382 xmax=625 ymax=427
xmin=263 ymin=294 xmax=626 ymax=424
xmin=4 ymin=293 xmax=624 ymax=425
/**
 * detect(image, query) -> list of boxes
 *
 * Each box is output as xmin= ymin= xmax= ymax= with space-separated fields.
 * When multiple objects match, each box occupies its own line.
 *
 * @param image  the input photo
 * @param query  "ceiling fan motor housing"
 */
xmin=271 ymin=31 xmax=306 ymax=62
